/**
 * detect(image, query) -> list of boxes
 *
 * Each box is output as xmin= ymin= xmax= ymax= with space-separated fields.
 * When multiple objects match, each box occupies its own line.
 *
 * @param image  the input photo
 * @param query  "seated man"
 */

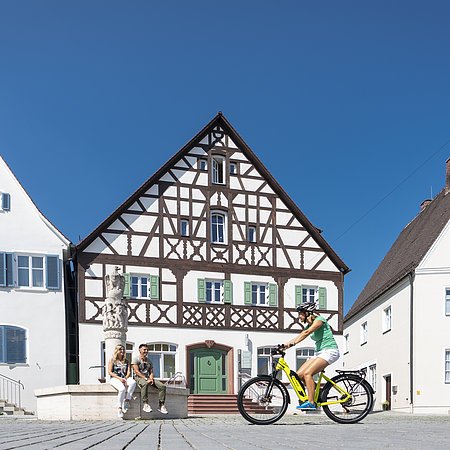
xmin=132 ymin=343 xmax=168 ymax=414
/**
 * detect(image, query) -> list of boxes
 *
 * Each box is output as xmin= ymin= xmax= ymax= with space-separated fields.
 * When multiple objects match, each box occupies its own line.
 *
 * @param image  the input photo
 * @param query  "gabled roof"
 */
xmin=345 ymin=188 xmax=450 ymax=322
xmin=77 ymin=113 xmax=349 ymax=273
xmin=0 ymin=155 xmax=70 ymax=246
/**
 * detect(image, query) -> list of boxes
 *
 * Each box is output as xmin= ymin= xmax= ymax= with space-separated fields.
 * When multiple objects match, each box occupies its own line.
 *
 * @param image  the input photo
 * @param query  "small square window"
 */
xmin=199 ymin=159 xmax=207 ymax=170
xmin=230 ymin=162 xmax=237 ymax=175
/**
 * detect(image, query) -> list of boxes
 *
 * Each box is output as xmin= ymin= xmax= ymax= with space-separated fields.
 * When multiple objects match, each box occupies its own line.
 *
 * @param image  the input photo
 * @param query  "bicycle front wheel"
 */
xmin=321 ymin=374 xmax=373 ymax=424
xmin=237 ymin=376 xmax=289 ymax=425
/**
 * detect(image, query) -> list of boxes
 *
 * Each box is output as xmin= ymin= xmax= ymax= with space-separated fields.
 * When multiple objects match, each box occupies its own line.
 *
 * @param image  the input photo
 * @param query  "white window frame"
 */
xmin=383 ymin=305 xmax=392 ymax=333
xmin=130 ymin=274 xmax=150 ymax=299
xmin=251 ymin=283 xmax=268 ymax=306
xmin=146 ymin=342 xmax=177 ymax=379
xmin=198 ymin=158 xmax=207 ymax=171
xmin=212 ymin=156 xmax=225 ymax=184
xmin=229 ymin=162 xmax=238 ymax=175
xmin=211 ymin=211 xmax=227 ymax=244
xmin=257 ymin=347 xmax=281 ymax=380
xmin=445 ymin=288 xmax=450 ymax=316
xmin=206 ymin=279 xmax=223 ymax=303
xmin=368 ymin=364 xmax=377 ymax=391
xmin=344 ymin=334 xmax=349 ymax=354
xmin=360 ymin=321 xmax=368 ymax=345
xmin=302 ymin=286 xmax=318 ymax=303
xmin=445 ymin=349 xmax=450 ymax=384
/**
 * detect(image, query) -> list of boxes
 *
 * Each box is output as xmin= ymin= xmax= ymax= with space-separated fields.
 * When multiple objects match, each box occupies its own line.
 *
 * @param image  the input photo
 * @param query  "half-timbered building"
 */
xmin=76 ymin=113 xmax=349 ymax=399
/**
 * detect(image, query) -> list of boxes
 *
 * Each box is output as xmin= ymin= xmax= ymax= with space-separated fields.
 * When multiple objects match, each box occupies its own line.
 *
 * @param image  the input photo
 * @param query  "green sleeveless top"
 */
xmin=306 ymin=316 xmax=338 ymax=351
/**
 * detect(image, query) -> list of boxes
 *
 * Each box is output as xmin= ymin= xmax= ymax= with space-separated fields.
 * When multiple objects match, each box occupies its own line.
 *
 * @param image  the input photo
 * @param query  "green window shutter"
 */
xmin=318 ymin=287 xmax=327 ymax=309
xmin=223 ymin=280 xmax=233 ymax=304
xmin=244 ymin=282 xmax=251 ymax=305
xmin=198 ymin=279 xmax=206 ymax=303
xmin=123 ymin=273 xmax=131 ymax=298
xmin=269 ymin=283 xmax=278 ymax=307
xmin=295 ymin=285 xmax=303 ymax=307
xmin=150 ymin=275 xmax=160 ymax=300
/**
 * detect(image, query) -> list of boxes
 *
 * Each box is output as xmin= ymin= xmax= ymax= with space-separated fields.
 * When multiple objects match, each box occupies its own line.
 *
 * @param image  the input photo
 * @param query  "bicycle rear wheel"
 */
xmin=321 ymin=374 xmax=373 ymax=424
xmin=237 ymin=376 xmax=289 ymax=425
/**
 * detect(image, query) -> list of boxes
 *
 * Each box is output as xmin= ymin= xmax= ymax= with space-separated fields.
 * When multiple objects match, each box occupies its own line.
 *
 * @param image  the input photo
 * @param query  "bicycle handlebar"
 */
xmin=271 ymin=344 xmax=286 ymax=356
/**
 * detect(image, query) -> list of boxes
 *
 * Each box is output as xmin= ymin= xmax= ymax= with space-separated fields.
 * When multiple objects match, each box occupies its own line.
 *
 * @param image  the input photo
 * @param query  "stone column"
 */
xmin=102 ymin=267 xmax=128 ymax=369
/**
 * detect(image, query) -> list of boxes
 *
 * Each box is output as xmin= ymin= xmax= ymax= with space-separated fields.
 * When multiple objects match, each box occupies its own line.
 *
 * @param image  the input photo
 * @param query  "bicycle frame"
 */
xmin=273 ymin=356 xmax=351 ymax=406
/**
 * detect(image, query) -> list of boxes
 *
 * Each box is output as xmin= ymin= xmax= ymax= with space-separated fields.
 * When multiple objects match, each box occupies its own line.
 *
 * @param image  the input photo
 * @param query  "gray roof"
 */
xmin=345 ymin=188 xmax=450 ymax=322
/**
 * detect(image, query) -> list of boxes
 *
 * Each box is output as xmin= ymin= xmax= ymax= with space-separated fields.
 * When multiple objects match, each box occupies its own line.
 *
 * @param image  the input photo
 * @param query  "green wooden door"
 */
xmin=191 ymin=349 xmax=227 ymax=394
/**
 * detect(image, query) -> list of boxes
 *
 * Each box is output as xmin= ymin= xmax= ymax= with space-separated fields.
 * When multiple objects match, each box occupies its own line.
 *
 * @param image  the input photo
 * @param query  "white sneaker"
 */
xmin=118 ymin=409 xmax=124 ymax=419
xmin=122 ymin=400 xmax=130 ymax=414
xmin=143 ymin=403 xmax=152 ymax=413
xmin=158 ymin=405 xmax=168 ymax=414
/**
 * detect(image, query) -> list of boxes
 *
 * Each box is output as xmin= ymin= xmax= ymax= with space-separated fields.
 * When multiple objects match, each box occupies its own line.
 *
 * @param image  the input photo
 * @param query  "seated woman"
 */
xmin=108 ymin=344 xmax=137 ymax=418
xmin=283 ymin=301 xmax=340 ymax=410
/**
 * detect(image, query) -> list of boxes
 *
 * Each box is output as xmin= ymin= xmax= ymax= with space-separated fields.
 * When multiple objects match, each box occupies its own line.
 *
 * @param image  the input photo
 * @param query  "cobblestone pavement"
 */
xmin=0 ymin=412 xmax=449 ymax=449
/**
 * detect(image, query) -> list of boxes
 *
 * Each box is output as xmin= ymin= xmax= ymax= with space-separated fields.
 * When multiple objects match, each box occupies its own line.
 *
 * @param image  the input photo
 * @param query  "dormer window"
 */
xmin=212 ymin=156 xmax=225 ymax=184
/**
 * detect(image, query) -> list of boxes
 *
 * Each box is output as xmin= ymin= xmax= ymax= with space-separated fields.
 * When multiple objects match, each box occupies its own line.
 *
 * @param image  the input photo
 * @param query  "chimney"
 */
xmin=446 ymin=157 xmax=450 ymax=195
xmin=420 ymin=199 xmax=432 ymax=211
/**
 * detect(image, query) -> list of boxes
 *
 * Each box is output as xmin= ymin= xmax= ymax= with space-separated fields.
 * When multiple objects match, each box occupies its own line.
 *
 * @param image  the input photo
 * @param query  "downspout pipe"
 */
xmin=408 ymin=271 xmax=414 ymax=413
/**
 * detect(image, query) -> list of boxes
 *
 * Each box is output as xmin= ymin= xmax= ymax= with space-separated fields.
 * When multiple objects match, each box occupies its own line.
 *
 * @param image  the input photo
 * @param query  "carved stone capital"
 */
xmin=104 ymin=330 xmax=125 ymax=340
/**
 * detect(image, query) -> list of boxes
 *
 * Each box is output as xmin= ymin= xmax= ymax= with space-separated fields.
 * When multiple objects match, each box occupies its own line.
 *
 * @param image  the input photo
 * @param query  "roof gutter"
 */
xmin=408 ymin=271 xmax=414 ymax=413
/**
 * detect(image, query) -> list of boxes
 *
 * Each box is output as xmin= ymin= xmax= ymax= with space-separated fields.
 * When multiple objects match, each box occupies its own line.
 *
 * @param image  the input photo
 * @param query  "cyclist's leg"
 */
xmin=298 ymin=357 xmax=329 ymax=403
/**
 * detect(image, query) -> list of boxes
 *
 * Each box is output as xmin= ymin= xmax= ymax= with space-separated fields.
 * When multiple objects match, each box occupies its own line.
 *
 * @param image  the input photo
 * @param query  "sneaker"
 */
xmin=142 ymin=403 xmax=152 ymax=413
xmin=118 ymin=409 xmax=124 ymax=418
xmin=122 ymin=400 xmax=130 ymax=414
xmin=296 ymin=401 xmax=316 ymax=410
xmin=158 ymin=404 xmax=168 ymax=414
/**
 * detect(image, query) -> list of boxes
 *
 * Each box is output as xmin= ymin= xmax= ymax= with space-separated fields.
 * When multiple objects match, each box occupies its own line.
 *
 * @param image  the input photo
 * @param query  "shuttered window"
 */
xmin=46 ymin=256 xmax=60 ymax=289
xmin=1 ymin=254 xmax=59 ymax=289
xmin=125 ymin=273 xmax=159 ymax=300
xmin=0 ymin=326 xmax=27 ymax=364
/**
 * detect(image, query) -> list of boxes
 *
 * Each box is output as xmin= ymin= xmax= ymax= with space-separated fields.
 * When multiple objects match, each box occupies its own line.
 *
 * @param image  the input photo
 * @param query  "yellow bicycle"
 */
xmin=237 ymin=345 xmax=374 ymax=425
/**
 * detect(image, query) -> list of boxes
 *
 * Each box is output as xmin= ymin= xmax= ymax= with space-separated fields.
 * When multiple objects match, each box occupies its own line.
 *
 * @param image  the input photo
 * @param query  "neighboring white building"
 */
xmin=0 ymin=155 xmax=71 ymax=412
xmin=344 ymin=157 xmax=450 ymax=414
xmin=76 ymin=113 xmax=349 ymax=397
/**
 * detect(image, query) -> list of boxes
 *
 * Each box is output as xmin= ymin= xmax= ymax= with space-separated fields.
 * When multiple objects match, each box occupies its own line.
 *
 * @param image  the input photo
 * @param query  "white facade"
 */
xmin=344 ymin=176 xmax=450 ymax=414
xmin=0 ymin=156 xmax=70 ymax=411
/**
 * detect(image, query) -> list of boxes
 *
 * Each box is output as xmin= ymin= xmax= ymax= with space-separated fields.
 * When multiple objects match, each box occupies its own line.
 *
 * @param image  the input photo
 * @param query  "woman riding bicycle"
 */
xmin=283 ymin=301 xmax=340 ymax=410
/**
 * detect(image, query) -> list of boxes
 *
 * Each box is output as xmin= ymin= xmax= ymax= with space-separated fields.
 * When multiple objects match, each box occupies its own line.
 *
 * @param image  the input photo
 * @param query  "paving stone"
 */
xmin=0 ymin=412 xmax=449 ymax=449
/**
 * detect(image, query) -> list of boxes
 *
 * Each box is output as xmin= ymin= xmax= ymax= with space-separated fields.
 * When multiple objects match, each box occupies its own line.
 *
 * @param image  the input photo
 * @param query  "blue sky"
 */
xmin=1 ymin=1 xmax=449 ymax=313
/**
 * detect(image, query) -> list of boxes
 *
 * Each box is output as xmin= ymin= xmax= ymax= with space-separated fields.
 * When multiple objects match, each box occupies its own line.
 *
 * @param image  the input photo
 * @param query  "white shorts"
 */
xmin=316 ymin=348 xmax=340 ymax=365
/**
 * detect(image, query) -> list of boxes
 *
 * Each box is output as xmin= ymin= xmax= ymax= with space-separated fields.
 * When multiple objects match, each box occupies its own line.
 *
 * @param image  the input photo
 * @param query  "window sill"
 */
xmin=0 ymin=363 xmax=29 ymax=367
xmin=211 ymin=242 xmax=228 ymax=246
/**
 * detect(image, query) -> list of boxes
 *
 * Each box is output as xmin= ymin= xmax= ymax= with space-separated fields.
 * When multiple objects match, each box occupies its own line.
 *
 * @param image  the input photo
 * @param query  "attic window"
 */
xmin=212 ymin=156 xmax=225 ymax=184
xmin=1 ymin=193 xmax=10 ymax=211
